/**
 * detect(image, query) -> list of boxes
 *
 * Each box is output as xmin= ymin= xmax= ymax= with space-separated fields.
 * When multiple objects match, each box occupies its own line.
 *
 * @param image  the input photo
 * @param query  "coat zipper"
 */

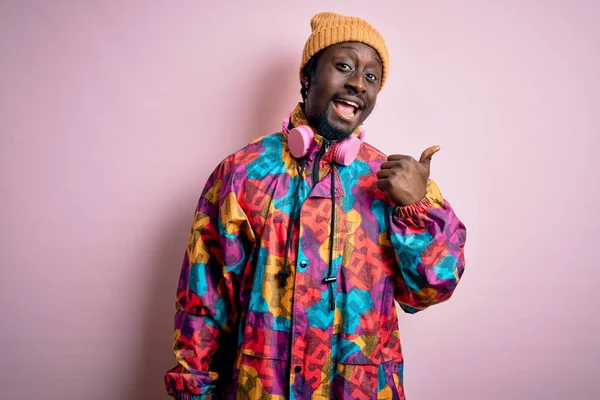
xmin=312 ymin=139 xmax=331 ymax=187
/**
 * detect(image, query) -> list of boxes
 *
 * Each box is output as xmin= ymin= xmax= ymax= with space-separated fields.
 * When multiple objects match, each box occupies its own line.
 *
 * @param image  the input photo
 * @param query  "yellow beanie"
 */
xmin=300 ymin=12 xmax=390 ymax=90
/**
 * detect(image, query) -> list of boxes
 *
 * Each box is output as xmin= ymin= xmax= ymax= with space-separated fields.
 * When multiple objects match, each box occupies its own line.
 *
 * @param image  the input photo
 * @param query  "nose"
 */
xmin=345 ymin=72 xmax=366 ymax=94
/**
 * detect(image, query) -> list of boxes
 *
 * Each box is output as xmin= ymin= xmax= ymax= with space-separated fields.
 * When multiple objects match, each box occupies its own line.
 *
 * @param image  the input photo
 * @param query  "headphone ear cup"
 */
xmin=288 ymin=126 xmax=315 ymax=159
xmin=333 ymin=136 xmax=362 ymax=166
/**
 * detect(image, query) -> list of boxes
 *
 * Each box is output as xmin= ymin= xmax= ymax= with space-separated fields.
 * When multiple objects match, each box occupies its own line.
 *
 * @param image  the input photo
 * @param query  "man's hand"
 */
xmin=376 ymin=145 xmax=440 ymax=206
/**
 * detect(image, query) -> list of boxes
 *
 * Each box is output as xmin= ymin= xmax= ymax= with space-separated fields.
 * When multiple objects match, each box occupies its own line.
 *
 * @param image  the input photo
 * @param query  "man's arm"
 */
xmin=377 ymin=147 xmax=466 ymax=312
xmin=388 ymin=179 xmax=466 ymax=313
xmin=165 ymin=160 xmax=254 ymax=399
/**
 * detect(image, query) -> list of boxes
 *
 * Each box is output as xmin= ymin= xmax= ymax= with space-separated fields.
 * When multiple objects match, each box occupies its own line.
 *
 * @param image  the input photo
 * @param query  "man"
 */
xmin=165 ymin=12 xmax=466 ymax=400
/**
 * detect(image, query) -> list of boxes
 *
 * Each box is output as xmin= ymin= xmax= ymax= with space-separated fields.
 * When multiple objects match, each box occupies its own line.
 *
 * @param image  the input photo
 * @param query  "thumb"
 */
xmin=419 ymin=145 xmax=441 ymax=170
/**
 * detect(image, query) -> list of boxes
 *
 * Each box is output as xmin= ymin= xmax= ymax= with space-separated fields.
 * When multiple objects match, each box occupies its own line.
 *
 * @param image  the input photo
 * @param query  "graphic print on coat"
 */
xmin=165 ymin=104 xmax=466 ymax=399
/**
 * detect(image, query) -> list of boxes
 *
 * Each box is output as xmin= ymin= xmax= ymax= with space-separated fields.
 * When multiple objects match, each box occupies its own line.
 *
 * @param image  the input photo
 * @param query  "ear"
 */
xmin=300 ymin=73 xmax=309 ymax=90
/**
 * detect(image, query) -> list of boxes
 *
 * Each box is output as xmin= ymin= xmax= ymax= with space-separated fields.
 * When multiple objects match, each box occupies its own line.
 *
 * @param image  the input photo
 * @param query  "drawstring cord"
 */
xmin=323 ymin=165 xmax=337 ymax=311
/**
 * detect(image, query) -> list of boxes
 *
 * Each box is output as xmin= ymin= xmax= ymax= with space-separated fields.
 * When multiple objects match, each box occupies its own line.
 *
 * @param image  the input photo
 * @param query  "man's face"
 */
xmin=302 ymin=41 xmax=383 ymax=141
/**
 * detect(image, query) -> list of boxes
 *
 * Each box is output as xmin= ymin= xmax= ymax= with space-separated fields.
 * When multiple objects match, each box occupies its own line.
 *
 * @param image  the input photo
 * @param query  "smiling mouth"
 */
xmin=332 ymin=99 xmax=361 ymax=122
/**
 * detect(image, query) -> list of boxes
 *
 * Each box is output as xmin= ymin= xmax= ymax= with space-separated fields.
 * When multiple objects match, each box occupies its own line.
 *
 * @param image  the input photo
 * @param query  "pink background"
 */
xmin=1 ymin=1 xmax=599 ymax=399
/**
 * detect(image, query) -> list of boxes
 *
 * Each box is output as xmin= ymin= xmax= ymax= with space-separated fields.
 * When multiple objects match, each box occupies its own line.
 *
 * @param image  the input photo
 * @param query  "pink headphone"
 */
xmin=287 ymin=125 xmax=364 ymax=166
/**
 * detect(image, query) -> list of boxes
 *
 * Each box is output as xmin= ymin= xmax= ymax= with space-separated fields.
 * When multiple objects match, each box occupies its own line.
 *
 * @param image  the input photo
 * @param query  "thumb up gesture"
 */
xmin=376 ymin=145 xmax=440 ymax=206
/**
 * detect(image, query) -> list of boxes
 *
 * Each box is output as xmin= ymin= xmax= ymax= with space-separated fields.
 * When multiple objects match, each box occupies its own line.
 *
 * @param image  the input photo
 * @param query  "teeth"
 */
xmin=338 ymin=99 xmax=360 ymax=109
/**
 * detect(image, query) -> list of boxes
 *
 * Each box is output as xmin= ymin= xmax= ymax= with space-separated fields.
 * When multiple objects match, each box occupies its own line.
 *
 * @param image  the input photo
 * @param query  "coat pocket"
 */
xmin=331 ymin=360 xmax=405 ymax=400
xmin=332 ymin=331 xmax=404 ymax=400
xmin=229 ymin=353 xmax=290 ymax=399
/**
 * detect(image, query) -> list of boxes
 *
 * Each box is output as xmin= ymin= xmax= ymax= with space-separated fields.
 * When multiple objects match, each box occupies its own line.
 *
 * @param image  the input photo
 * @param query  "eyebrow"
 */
xmin=339 ymin=45 xmax=383 ymax=67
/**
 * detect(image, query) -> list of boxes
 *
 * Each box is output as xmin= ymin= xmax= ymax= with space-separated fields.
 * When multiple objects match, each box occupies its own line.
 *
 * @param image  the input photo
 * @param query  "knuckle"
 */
xmin=396 ymin=159 xmax=413 ymax=169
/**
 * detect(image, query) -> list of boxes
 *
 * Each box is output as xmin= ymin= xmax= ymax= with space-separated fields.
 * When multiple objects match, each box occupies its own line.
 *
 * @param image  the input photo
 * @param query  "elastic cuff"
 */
xmin=394 ymin=196 xmax=433 ymax=220
xmin=394 ymin=179 xmax=445 ymax=220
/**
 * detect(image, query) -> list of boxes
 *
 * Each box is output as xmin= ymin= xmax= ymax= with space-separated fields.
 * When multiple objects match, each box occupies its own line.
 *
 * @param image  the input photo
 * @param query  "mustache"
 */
xmin=330 ymin=91 xmax=367 ymax=109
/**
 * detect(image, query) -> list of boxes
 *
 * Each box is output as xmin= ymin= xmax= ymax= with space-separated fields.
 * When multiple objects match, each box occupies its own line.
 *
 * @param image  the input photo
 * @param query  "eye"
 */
xmin=365 ymin=73 xmax=378 ymax=82
xmin=336 ymin=63 xmax=352 ymax=71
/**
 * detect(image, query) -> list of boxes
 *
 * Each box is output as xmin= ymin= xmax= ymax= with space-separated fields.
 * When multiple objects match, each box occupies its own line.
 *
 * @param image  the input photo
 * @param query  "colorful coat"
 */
xmin=165 ymin=105 xmax=466 ymax=399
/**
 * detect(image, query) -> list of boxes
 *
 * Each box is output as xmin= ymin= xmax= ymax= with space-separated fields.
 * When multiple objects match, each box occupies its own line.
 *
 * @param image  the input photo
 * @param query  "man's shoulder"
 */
xmin=212 ymin=132 xmax=286 ymax=178
xmin=357 ymin=141 xmax=388 ymax=164
xmin=244 ymin=132 xmax=286 ymax=152
xmin=227 ymin=132 xmax=285 ymax=162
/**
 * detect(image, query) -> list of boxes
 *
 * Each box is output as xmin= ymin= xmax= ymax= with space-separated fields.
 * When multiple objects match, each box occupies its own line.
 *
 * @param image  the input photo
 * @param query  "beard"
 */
xmin=317 ymin=115 xmax=354 ymax=141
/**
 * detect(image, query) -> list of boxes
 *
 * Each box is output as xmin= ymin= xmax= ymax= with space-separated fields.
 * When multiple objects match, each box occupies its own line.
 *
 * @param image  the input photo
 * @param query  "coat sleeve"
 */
xmin=164 ymin=159 xmax=255 ymax=399
xmin=389 ymin=179 xmax=466 ymax=314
